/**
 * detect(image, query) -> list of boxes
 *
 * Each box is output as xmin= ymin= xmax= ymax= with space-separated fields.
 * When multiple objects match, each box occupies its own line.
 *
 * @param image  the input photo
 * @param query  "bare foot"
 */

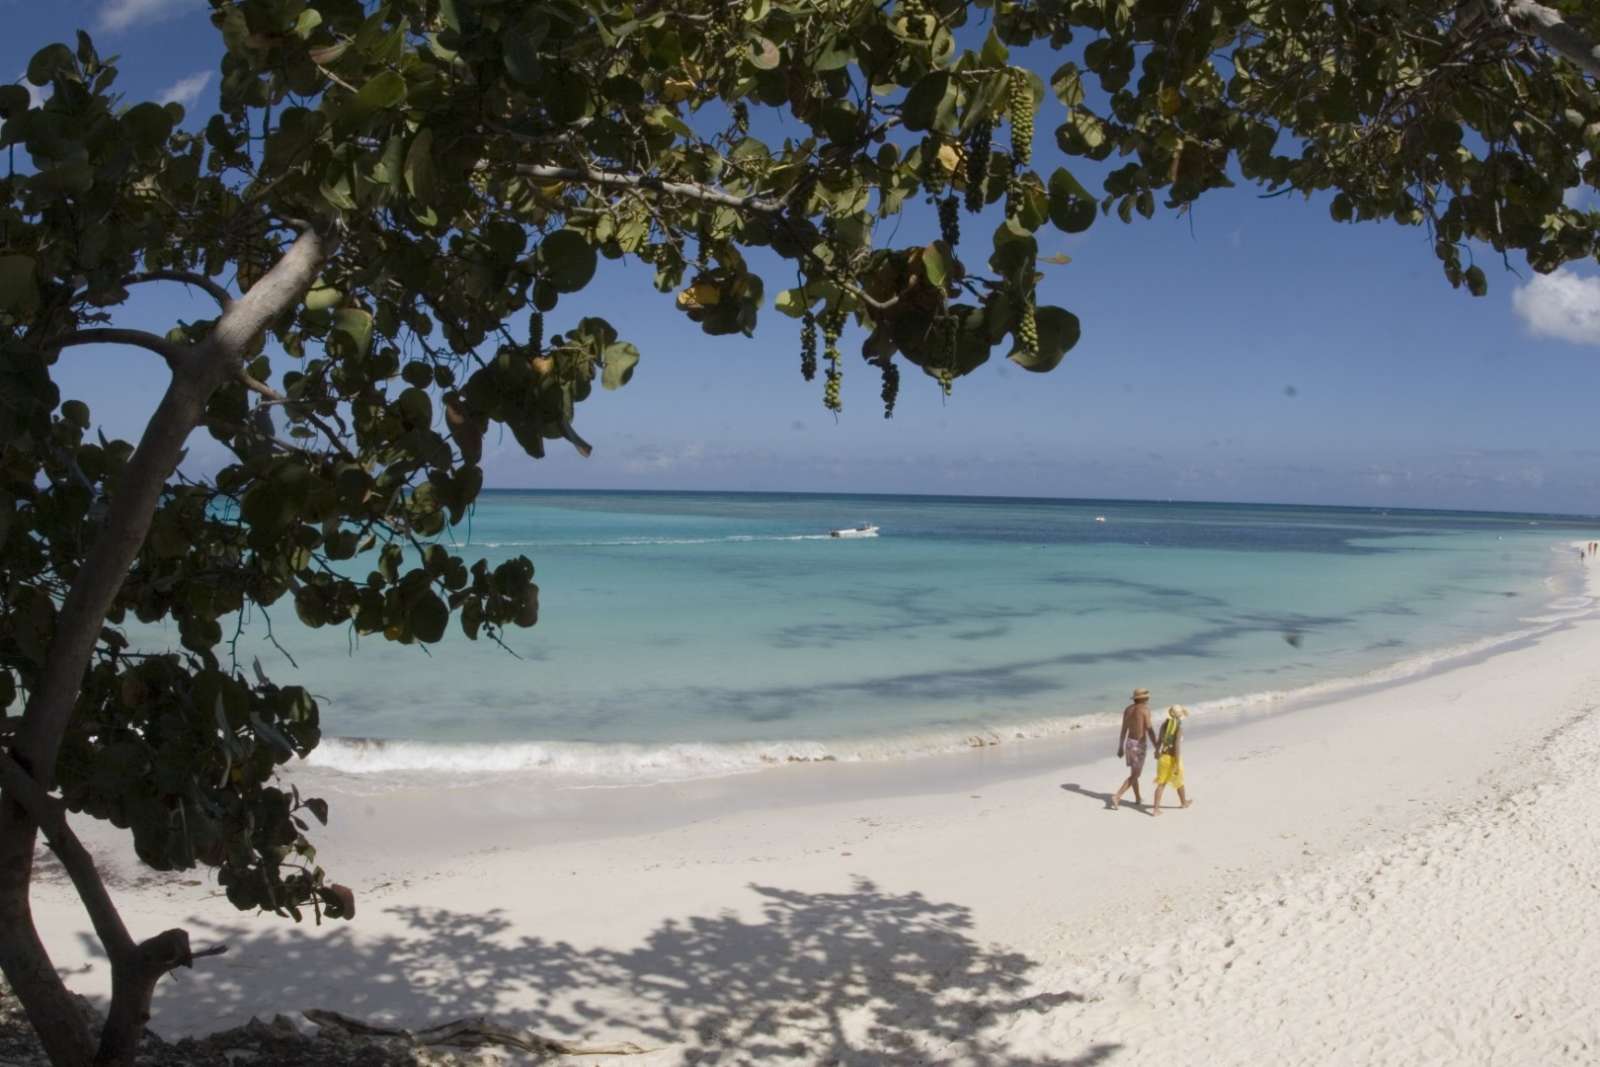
xmin=1151 ymin=806 xmax=1162 ymax=816
xmin=1107 ymin=798 xmax=1118 ymax=810
xmin=1182 ymin=797 xmax=1194 ymax=809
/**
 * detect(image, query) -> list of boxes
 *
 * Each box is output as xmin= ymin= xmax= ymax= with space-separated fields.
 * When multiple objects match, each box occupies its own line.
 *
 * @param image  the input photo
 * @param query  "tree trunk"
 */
xmin=94 ymin=932 xmax=196 ymax=1067
xmin=0 ymin=801 xmax=95 ymax=1067
xmin=0 ymin=227 xmax=335 ymax=1066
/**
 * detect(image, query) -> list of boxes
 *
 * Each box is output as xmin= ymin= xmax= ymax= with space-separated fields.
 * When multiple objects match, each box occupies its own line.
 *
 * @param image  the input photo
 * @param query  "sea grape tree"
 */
xmin=1 ymin=1 xmax=1597 ymax=1065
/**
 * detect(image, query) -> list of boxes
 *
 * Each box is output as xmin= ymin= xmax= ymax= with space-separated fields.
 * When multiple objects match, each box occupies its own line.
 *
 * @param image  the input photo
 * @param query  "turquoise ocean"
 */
xmin=176 ymin=492 xmax=1595 ymax=783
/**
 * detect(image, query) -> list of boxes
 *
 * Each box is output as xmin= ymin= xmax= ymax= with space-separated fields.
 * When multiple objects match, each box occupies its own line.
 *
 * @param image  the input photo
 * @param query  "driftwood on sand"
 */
xmin=303 ymin=1009 xmax=655 ymax=1057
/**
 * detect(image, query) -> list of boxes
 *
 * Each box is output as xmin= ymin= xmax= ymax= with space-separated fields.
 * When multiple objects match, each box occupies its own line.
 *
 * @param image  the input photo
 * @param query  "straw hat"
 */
xmin=1166 ymin=704 xmax=1189 ymax=719
xmin=1132 ymin=688 xmax=1150 ymax=702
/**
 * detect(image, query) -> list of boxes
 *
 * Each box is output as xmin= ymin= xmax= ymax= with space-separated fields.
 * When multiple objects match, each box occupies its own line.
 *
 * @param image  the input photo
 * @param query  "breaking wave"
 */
xmin=305 ymin=588 xmax=1593 ymax=786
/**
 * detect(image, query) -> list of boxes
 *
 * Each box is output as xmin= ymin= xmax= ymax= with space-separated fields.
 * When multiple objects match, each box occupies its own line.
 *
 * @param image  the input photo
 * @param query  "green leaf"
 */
xmin=410 ymin=591 xmax=449 ymax=643
xmin=359 ymin=70 xmax=408 ymax=109
xmin=1009 ymin=306 xmax=1079 ymax=372
xmin=60 ymin=400 xmax=90 ymax=429
xmin=26 ymin=44 xmax=75 ymax=87
xmin=0 ymin=85 xmax=33 ymax=119
xmin=922 ymin=242 xmax=952 ymax=287
xmin=122 ymin=102 xmax=175 ymax=159
xmin=602 ymin=341 xmax=639 ymax=390
xmin=398 ymin=387 xmax=432 ymax=427
xmin=989 ymin=218 xmax=1037 ymax=279
xmin=404 ymin=129 xmax=438 ymax=204
xmin=0 ymin=255 xmax=40 ymax=314
xmin=1465 ymin=265 xmax=1487 ymax=297
xmin=902 ymin=71 xmax=953 ymax=132
xmin=774 ymin=287 xmax=815 ymax=318
xmin=538 ymin=229 xmax=597 ymax=292
xmin=503 ymin=32 xmax=543 ymax=85
xmin=747 ymin=36 xmax=781 ymax=70
xmin=331 ymin=308 xmax=374 ymax=359
xmin=32 ymin=160 xmax=96 ymax=196
xmin=339 ymin=71 xmax=407 ymax=128
xmin=307 ymin=286 xmax=345 ymax=310
xmin=320 ymin=157 xmax=358 ymax=211
xmin=980 ymin=27 xmax=1010 ymax=65
xmin=1050 ymin=63 xmax=1085 ymax=108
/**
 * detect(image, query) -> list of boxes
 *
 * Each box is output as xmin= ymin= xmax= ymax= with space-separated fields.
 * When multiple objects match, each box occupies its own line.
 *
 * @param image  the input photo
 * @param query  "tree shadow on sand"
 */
xmin=154 ymin=877 xmax=1118 ymax=1065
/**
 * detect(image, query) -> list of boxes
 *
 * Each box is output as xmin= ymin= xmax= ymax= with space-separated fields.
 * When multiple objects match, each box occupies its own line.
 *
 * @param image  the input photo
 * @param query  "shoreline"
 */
xmin=300 ymin=545 xmax=1593 ymax=787
xmin=26 ymin=541 xmax=1600 ymax=1064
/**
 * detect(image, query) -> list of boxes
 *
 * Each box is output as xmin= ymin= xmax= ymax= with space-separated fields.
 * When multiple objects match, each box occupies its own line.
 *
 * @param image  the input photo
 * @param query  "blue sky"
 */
xmin=8 ymin=1 xmax=1600 ymax=516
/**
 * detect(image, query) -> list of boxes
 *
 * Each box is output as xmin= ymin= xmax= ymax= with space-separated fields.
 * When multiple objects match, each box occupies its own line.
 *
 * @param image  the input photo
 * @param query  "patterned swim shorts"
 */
xmin=1124 ymin=739 xmax=1148 ymax=776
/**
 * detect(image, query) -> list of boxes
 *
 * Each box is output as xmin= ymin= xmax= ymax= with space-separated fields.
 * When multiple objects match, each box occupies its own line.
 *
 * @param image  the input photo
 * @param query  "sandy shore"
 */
xmin=28 ymin=544 xmax=1600 ymax=1065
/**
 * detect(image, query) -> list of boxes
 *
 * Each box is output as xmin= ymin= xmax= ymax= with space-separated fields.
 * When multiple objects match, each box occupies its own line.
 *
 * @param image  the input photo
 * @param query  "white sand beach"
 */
xmin=27 ymin=544 xmax=1600 ymax=1065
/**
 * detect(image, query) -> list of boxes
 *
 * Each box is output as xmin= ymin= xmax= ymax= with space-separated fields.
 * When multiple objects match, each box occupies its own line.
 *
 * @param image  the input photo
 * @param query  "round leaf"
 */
xmin=1009 ymin=306 xmax=1080 ymax=373
xmin=602 ymin=341 xmax=639 ymax=390
xmin=538 ymin=230 xmax=597 ymax=292
xmin=0 ymin=255 xmax=40 ymax=314
xmin=26 ymin=44 xmax=75 ymax=87
xmin=902 ymin=72 xmax=953 ymax=133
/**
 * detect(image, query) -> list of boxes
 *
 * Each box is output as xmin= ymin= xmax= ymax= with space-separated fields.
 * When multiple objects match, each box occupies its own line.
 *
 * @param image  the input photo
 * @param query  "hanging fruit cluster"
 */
xmin=800 ymin=310 xmax=818 ymax=382
xmin=821 ymin=309 xmax=844 ymax=413
xmin=875 ymin=357 xmax=900 ymax=418
xmin=1016 ymin=297 xmax=1039 ymax=361
xmin=964 ymin=120 xmax=992 ymax=213
xmin=1007 ymin=68 xmax=1033 ymax=214
xmin=939 ymin=194 xmax=960 ymax=247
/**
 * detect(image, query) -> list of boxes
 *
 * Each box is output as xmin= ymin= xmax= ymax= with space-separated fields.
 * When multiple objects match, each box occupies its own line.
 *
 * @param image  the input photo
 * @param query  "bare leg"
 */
xmin=1111 ymin=776 xmax=1131 ymax=809
xmin=1152 ymin=782 xmax=1165 ymax=815
xmin=1130 ymin=777 xmax=1143 ymax=807
xmin=1178 ymin=787 xmax=1192 ymax=809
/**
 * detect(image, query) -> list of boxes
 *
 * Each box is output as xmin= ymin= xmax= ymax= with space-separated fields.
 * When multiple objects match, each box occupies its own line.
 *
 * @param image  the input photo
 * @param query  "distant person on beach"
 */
xmin=1112 ymin=687 xmax=1159 ymax=810
xmin=1153 ymin=705 xmax=1194 ymax=815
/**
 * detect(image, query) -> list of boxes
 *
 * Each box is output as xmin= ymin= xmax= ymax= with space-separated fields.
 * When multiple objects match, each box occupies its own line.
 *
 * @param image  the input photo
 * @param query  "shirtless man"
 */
xmin=1112 ymin=687 xmax=1159 ymax=810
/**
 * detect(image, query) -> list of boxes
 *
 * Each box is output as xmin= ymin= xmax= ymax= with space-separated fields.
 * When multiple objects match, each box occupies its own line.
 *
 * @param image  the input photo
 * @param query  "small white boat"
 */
xmin=829 ymin=524 xmax=879 ymax=539
xmin=1094 ymin=516 xmax=1107 ymax=523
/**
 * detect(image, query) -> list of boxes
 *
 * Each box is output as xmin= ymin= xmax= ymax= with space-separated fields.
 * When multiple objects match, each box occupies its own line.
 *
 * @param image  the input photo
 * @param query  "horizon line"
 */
xmin=469 ymin=486 xmax=1600 ymax=523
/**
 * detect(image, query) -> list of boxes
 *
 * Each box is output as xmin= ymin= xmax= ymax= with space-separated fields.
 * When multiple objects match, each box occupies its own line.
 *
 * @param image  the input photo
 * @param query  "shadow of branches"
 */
xmin=156 ymin=877 xmax=1117 ymax=1065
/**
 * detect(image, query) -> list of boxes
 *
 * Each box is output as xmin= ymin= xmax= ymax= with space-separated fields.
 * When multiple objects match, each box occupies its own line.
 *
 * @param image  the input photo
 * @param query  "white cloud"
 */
xmin=1511 ymin=268 xmax=1600 ymax=346
xmin=157 ymin=70 xmax=212 ymax=109
xmin=1566 ymin=152 xmax=1593 ymax=210
xmin=99 ymin=0 xmax=201 ymax=33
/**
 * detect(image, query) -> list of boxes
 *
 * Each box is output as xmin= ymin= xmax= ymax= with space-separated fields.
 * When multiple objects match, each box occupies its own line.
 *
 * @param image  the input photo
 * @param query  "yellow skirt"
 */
xmin=1155 ymin=753 xmax=1184 ymax=789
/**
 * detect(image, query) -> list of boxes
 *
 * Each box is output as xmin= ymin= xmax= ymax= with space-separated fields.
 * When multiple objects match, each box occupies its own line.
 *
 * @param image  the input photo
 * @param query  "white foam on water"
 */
xmin=297 ymin=537 xmax=1600 ymax=788
xmin=304 ymin=584 xmax=1597 ymax=787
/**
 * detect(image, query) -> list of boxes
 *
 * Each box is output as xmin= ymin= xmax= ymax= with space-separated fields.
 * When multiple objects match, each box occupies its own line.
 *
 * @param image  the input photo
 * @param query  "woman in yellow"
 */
xmin=1152 ymin=705 xmax=1194 ymax=815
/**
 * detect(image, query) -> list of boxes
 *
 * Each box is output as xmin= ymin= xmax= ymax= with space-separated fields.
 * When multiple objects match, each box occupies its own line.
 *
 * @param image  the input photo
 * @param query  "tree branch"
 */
xmin=0 ymin=751 xmax=134 ymax=961
xmin=1495 ymin=0 xmax=1600 ymax=78
xmin=236 ymin=369 xmax=358 ymax=463
xmin=200 ymin=227 xmax=339 ymax=374
xmin=123 ymin=271 xmax=234 ymax=310
xmin=508 ymin=162 xmax=786 ymax=215
xmin=42 ymin=329 xmax=186 ymax=367
xmin=14 ymin=228 xmax=338 ymax=795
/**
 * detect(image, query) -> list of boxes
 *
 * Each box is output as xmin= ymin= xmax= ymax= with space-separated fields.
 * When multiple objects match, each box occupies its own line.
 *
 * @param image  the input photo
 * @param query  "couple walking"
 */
xmin=1112 ymin=687 xmax=1192 ymax=815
